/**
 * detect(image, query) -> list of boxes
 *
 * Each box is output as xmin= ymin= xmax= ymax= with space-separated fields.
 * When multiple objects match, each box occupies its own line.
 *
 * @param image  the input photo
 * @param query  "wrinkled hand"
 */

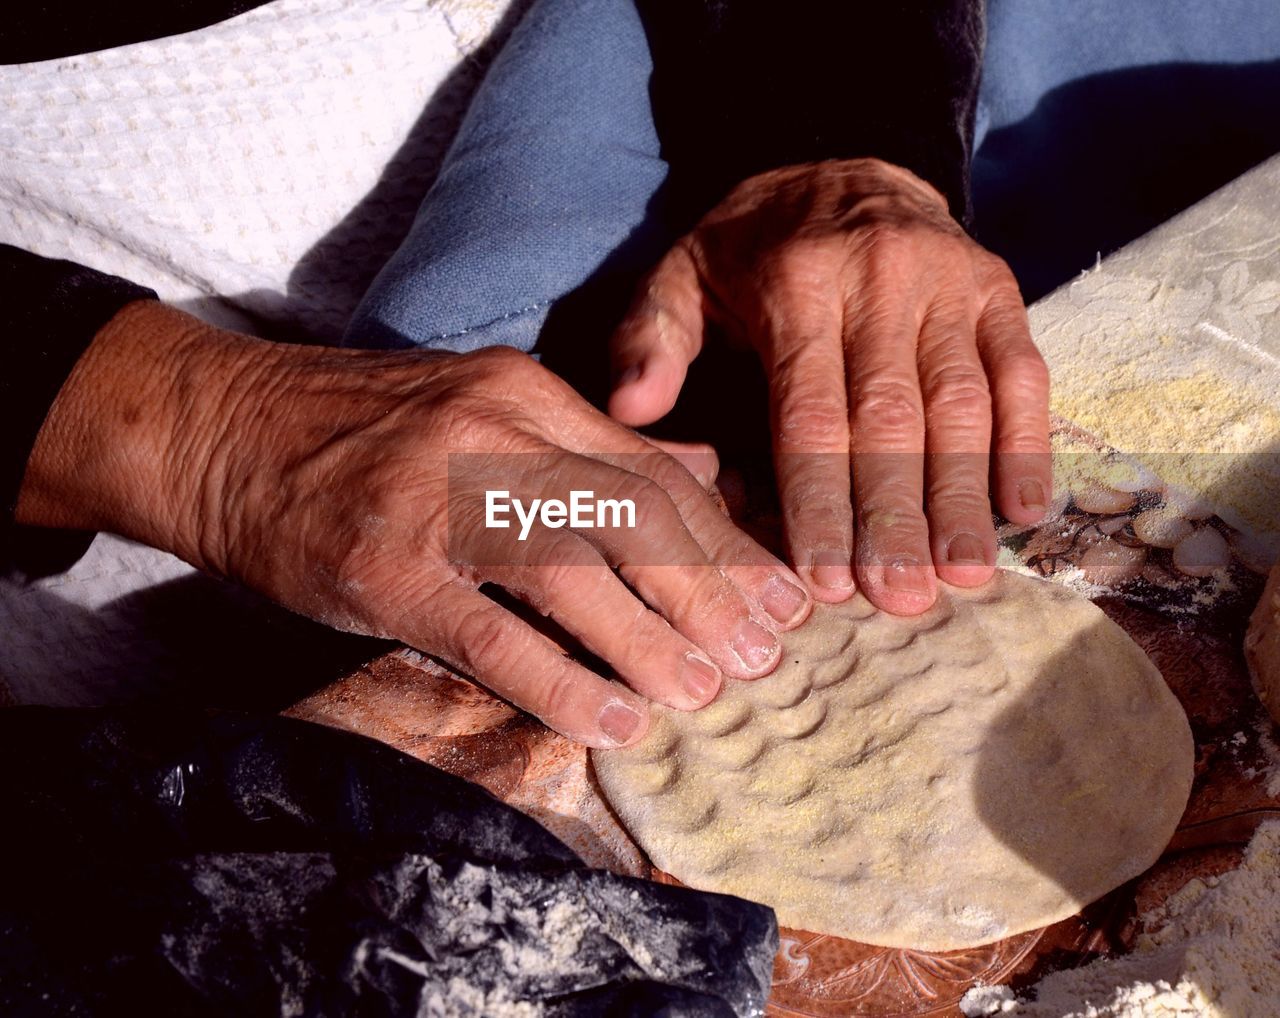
xmin=609 ymin=158 xmax=1051 ymax=615
xmin=19 ymin=303 xmax=811 ymax=748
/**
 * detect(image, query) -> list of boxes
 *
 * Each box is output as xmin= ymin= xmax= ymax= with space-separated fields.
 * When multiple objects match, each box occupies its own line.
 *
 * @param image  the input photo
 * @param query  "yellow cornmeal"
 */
xmin=1053 ymin=363 xmax=1280 ymax=454
xmin=1050 ymin=357 xmax=1280 ymax=541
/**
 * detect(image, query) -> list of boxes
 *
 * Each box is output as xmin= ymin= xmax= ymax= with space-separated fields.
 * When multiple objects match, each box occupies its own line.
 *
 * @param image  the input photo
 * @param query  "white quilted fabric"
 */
xmin=0 ymin=0 xmax=525 ymax=705
xmin=0 ymin=0 xmax=522 ymax=339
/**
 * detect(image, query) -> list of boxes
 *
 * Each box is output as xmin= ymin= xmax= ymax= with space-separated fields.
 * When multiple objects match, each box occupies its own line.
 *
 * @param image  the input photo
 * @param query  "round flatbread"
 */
xmin=592 ymin=571 xmax=1193 ymax=951
xmin=1246 ymin=559 xmax=1280 ymax=725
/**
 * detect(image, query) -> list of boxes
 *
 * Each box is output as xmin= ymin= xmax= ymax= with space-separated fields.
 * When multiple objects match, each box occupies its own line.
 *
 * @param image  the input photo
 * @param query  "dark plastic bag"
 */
xmin=0 ymin=707 xmax=777 ymax=1016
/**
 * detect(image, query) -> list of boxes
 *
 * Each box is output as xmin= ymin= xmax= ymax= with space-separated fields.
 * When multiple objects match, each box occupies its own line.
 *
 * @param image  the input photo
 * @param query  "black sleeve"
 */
xmin=636 ymin=0 xmax=986 ymax=228
xmin=0 ymin=244 xmax=157 ymax=576
xmin=0 ymin=1 xmax=274 ymax=64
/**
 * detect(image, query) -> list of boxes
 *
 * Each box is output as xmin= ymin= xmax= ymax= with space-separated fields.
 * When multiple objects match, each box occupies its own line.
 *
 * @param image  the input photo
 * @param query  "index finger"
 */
xmin=399 ymin=573 xmax=652 ymax=749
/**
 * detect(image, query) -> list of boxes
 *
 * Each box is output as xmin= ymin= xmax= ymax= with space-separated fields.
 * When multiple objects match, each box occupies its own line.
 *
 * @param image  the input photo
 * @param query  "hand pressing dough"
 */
xmin=593 ymin=571 xmax=1193 ymax=951
xmin=1245 ymin=559 xmax=1280 ymax=725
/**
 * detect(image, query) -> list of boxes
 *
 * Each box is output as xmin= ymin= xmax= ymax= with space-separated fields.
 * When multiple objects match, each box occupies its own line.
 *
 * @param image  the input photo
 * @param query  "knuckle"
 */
xmin=679 ymin=567 xmax=743 ymax=625
xmin=979 ymin=291 xmax=1033 ymax=338
xmin=645 ymin=455 xmax=697 ymax=498
xmin=453 ymin=606 xmax=517 ymax=676
xmin=532 ymin=669 xmax=581 ymax=726
xmin=998 ymin=349 xmax=1051 ymax=394
xmin=467 ymin=346 xmax=564 ymax=405
xmin=787 ymin=497 xmax=852 ymax=541
xmin=855 ymin=223 xmax=914 ymax=279
xmin=472 ymin=344 xmax=531 ymax=374
xmin=858 ymin=504 xmax=929 ymax=547
xmin=927 ymin=484 xmax=991 ymax=518
xmin=715 ymin=567 xmax=753 ymax=611
xmin=857 ymin=506 xmax=929 ymax=564
xmin=532 ymin=558 xmax=586 ymax=596
xmin=531 ymin=555 xmax=597 ymax=602
xmin=627 ymin=477 xmax=682 ymax=532
xmin=783 ymin=462 xmax=851 ymax=512
xmin=924 ymin=366 xmax=992 ymax=415
xmin=858 ymin=483 xmax=927 ymax=521
xmin=624 ymin=610 xmax=676 ymax=664
xmin=770 ymin=240 xmax=838 ymax=287
xmin=777 ymin=393 xmax=848 ymax=449
xmin=979 ymin=252 xmax=1022 ymax=292
xmin=854 ymin=467 xmax=926 ymax=519
xmin=852 ymin=379 xmax=925 ymax=436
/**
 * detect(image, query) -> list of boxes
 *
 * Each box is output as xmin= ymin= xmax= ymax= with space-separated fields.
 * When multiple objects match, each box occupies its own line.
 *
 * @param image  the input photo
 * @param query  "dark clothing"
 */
xmin=638 ymin=1 xmax=984 ymax=227
xmin=0 ymin=0 xmax=274 ymax=64
xmin=0 ymin=246 xmax=156 ymax=573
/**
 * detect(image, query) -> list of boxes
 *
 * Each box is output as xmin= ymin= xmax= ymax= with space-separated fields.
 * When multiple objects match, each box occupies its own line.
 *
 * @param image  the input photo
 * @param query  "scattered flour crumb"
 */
xmin=964 ymin=985 xmax=1018 ymax=1013
xmin=1256 ymin=718 xmax=1280 ymax=797
xmin=960 ymin=822 xmax=1280 ymax=1018
xmin=423 ymin=978 xmax=540 ymax=1018
xmin=997 ymin=547 xmax=1114 ymax=599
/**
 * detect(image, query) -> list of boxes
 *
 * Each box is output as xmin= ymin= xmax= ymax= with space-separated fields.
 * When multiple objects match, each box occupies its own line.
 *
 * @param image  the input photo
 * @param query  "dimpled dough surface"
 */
xmin=592 ymin=571 xmax=1194 ymax=951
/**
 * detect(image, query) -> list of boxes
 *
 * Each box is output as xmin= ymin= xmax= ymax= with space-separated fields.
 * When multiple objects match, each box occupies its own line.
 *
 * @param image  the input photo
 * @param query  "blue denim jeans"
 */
xmin=345 ymin=0 xmax=1280 ymax=351
xmin=344 ymin=0 xmax=667 ymax=354
xmin=975 ymin=0 xmax=1280 ymax=300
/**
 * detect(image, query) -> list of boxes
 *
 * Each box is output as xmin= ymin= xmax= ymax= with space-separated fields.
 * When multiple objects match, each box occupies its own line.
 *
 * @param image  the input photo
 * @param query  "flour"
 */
xmin=422 ymin=978 xmax=541 ymax=1018
xmin=1048 ymin=348 xmax=1280 ymax=561
xmin=994 ymin=547 xmax=1113 ymax=600
xmin=960 ymin=821 xmax=1280 ymax=1018
xmin=1255 ymin=718 xmax=1280 ymax=798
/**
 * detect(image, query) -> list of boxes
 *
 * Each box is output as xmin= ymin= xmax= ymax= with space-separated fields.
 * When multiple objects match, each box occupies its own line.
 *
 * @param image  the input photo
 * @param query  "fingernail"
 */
xmin=614 ymin=362 xmax=643 ymax=388
xmin=1018 ymin=479 xmax=1047 ymax=512
xmin=811 ymin=549 xmax=855 ymax=591
xmin=946 ymin=532 xmax=986 ymax=565
xmin=761 ymin=574 xmax=808 ymax=625
xmin=682 ymin=653 xmax=721 ymax=702
xmin=883 ymin=556 xmax=931 ymax=597
xmin=731 ymin=618 xmax=780 ymax=673
xmin=599 ymin=701 xmax=644 ymax=745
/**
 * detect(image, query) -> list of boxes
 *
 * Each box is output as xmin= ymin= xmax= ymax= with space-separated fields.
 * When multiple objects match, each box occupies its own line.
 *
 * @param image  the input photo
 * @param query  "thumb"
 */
xmin=608 ymin=245 xmax=705 ymax=427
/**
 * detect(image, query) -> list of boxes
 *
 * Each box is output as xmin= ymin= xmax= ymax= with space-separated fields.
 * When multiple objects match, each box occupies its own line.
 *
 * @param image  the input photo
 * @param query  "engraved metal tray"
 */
xmin=288 ymin=428 xmax=1276 ymax=1016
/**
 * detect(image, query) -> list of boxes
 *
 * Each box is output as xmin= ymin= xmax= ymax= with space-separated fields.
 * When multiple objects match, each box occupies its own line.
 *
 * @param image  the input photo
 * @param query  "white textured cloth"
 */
xmin=0 ymin=0 xmax=524 ymax=706
xmin=0 ymin=0 xmax=521 ymax=339
xmin=1031 ymin=155 xmax=1280 ymax=554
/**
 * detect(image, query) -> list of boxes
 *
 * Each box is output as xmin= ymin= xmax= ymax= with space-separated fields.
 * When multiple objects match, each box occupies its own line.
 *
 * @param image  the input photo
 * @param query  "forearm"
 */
xmin=14 ymin=300 xmax=271 ymax=571
xmin=637 ymin=0 xmax=986 ymax=227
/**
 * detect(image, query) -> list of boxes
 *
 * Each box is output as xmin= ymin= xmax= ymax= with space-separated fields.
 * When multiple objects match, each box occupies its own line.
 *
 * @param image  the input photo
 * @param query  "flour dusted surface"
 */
xmin=960 ymin=821 xmax=1280 ymax=1018
xmin=593 ymin=572 xmax=1194 ymax=951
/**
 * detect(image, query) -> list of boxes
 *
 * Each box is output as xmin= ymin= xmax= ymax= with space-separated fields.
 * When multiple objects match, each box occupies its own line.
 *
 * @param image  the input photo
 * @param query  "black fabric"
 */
xmin=0 ymin=0 xmax=275 ymax=64
xmin=0 ymin=706 xmax=779 ymax=1017
xmin=638 ymin=0 xmax=986 ymax=228
xmin=0 ymin=245 xmax=156 ymax=575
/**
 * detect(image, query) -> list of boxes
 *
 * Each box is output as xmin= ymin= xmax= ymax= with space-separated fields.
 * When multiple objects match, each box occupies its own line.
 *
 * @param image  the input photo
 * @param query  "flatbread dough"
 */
xmin=1245 ymin=559 xmax=1280 ymax=725
xmin=592 ymin=571 xmax=1194 ymax=951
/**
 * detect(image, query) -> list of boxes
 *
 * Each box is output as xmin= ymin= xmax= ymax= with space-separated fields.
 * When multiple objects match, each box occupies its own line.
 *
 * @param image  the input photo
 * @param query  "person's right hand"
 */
xmin=17 ymin=302 xmax=811 ymax=748
xmin=609 ymin=159 xmax=1052 ymax=616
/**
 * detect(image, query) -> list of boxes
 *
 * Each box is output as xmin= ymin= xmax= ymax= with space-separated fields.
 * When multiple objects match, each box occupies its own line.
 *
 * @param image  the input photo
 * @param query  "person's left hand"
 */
xmin=608 ymin=158 xmax=1051 ymax=615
